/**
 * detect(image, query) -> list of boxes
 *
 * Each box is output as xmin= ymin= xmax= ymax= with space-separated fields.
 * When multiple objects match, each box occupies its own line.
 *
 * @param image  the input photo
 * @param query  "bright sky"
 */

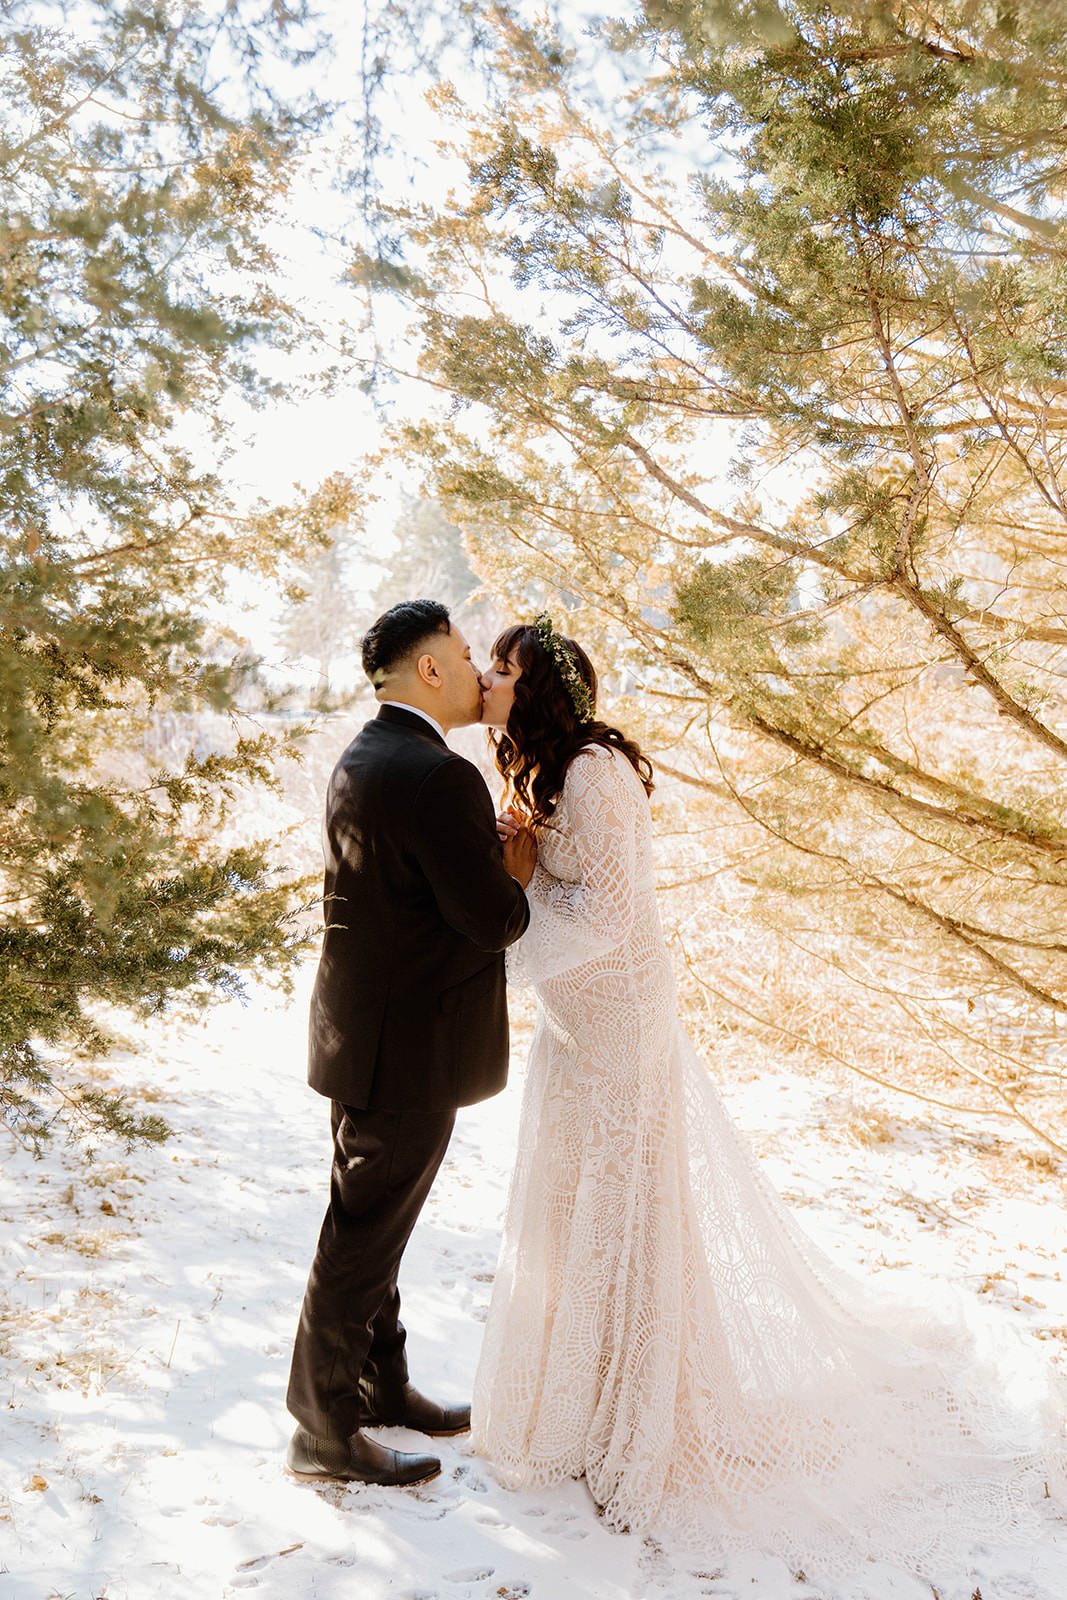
xmin=214 ymin=0 xmax=745 ymax=672
xmin=209 ymin=74 xmax=450 ymax=674
xmin=215 ymin=3 xmax=483 ymax=662
xmin=221 ymin=1 xmax=658 ymax=485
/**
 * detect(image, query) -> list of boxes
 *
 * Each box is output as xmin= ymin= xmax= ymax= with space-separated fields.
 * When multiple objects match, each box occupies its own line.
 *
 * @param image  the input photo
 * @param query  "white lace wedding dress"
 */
xmin=471 ymin=744 xmax=1066 ymax=1582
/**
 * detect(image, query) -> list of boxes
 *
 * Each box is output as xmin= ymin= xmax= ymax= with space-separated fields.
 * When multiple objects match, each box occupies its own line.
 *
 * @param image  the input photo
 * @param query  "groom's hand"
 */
xmin=502 ymin=824 xmax=537 ymax=889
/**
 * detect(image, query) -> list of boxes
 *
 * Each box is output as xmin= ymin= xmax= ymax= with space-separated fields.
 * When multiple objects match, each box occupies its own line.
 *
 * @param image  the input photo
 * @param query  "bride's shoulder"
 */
xmin=558 ymin=745 xmax=648 ymax=837
xmin=567 ymin=741 xmax=614 ymax=774
xmin=564 ymin=742 xmax=634 ymax=794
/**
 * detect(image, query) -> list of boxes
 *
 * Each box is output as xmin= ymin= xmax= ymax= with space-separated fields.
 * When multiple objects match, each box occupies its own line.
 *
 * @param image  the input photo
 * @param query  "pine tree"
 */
xmin=373 ymin=496 xmax=479 ymax=611
xmin=372 ymin=495 xmax=519 ymax=667
xmin=353 ymin=0 xmax=1067 ymax=1153
xmin=0 ymin=2 xmax=351 ymax=1149
xmin=373 ymin=494 xmax=500 ymax=616
xmin=279 ymin=539 xmax=364 ymax=700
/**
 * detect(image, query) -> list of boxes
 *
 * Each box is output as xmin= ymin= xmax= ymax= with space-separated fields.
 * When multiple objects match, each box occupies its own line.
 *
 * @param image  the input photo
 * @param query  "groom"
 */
xmin=286 ymin=599 xmax=536 ymax=1487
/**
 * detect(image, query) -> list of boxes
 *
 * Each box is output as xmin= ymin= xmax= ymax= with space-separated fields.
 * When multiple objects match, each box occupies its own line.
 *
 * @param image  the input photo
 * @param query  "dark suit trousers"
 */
xmin=286 ymin=1100 xmax=455 ymax=1439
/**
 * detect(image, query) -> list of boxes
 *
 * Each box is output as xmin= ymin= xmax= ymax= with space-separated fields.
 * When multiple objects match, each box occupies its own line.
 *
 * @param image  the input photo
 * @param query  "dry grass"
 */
xmin=31 ymin=1344 xmax=123 ymax=1395
xmin=845 ymin=1109 xmax=902 ymax=1147
xmin=36 ymin=1229 xmax=122 ymax=1258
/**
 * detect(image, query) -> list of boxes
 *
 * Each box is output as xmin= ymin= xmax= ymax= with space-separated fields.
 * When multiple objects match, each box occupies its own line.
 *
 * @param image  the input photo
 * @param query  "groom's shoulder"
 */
xmin=346 ymin=713 xmax=447 ymax=756
xmin=334 ymin=717 xmax=481 ymax=789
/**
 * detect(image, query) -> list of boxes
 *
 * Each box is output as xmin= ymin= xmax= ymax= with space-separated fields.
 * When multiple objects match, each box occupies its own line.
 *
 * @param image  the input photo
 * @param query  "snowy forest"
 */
xmin=1 ymin=2 xmax=1065 ymax=1597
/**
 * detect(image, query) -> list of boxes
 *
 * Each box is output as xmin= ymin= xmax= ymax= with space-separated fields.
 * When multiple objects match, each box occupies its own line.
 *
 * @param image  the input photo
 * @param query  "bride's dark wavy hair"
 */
xmin=488 ymin=622 xmax=654 ymax=824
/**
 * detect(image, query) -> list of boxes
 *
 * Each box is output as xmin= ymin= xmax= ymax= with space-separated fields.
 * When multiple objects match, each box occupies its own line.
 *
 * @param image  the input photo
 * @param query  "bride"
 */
xmin=472 ymin=613 xmax=1065 ymax=1585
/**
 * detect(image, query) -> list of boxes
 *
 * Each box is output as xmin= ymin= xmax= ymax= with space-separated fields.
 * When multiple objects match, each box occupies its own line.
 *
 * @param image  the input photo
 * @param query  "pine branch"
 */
xmin=640 ymin=628 xmax=1067 ymax=858
xmin=893 ymin=577 xmax=1067 ymax=761
xmin=949 ymin=607 xmax=1067 ymax=646
xmin=707 ymin=741 xmax=1067 ymax=1014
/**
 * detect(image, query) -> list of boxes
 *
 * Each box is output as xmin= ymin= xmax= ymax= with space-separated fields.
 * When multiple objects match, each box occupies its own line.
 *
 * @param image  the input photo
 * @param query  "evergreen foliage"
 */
xmin=354 ymin=0 xmax=1067 ymax=1152
xmin=0 ymin=2 xmax=348 ymax=1150
xmin=279 ymin=539 xmax=363 ymax=699
xmin=372 ymin=495 xmax=489 ymax=615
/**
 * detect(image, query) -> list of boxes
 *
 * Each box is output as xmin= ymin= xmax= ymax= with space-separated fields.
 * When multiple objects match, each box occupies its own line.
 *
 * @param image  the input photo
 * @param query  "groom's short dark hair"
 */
xmin=361 ymin=599 xmax=451 ymax=686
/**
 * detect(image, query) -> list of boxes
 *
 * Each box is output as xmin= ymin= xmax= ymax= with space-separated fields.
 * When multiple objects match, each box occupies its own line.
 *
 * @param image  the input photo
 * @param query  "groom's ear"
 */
xmin=415 ymin=650 xmax=442 ymax=687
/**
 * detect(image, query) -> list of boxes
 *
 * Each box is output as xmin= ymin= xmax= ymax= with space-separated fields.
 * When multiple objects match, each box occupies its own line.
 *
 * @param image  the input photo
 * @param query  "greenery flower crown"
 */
xmin=532 ymin=612 xmax=595 ymax=723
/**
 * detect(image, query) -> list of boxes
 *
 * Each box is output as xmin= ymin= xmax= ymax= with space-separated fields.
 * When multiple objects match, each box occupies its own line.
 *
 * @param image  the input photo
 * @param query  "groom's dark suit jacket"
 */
xmin=307 ymin=704 xmax=530 ymax=1111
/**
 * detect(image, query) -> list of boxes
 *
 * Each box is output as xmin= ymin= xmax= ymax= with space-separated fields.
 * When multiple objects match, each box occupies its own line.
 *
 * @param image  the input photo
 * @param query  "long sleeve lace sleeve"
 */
xmin=507 ymin=746 xmax=643 ymax=988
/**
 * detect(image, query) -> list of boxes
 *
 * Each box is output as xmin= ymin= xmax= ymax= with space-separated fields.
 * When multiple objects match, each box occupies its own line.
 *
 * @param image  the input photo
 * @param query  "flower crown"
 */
xmin=532 ymin=612 xmax=595 ymax=723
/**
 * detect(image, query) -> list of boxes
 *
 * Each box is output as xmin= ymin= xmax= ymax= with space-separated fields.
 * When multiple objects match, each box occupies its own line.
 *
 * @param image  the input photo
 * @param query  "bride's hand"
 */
xmin=496 ymin=807 xmax=523 ymax=842
xmin=502 ymin=823 xmax=537 ymax=888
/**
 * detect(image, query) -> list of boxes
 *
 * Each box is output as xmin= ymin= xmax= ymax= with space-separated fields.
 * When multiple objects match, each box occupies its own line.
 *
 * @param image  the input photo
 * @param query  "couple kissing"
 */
xmin=284 ymin=598 xmax=1064 ymax=1585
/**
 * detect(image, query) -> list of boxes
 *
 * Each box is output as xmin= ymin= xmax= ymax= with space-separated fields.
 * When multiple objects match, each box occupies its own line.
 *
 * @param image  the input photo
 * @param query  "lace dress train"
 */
xmin=471 ymin=745 xmax=1065 ymax=1581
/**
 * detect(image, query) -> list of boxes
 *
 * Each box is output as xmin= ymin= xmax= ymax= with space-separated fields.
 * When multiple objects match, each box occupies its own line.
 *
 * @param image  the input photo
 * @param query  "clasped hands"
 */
xmin=498 ymin=807 xmax=537 ymax=889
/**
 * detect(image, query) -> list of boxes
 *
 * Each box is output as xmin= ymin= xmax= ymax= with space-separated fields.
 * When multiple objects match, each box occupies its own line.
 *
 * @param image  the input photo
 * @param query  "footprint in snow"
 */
xmin=404 ymin=1500 xmax=449 ymax=1521
xmin=443 ymin=1568 xmax=494 ymax=1583
xmin=452 ymin=1461 xmax=488 ymax=1493
xmin=309 ymin=1481 xmax=352 ymax=1510
xmin=635 ymin=1535 xmax=675 ymax=1587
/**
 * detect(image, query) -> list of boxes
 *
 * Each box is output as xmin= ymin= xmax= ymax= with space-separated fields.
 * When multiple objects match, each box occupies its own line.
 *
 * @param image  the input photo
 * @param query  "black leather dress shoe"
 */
xmin=286 ymin=1426 xmax=440 ymax=1486
xmin=359 ymin=1379 xmax=472 ymax=1437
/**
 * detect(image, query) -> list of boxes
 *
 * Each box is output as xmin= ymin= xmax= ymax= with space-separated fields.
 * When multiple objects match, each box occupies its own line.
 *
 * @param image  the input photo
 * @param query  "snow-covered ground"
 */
xmin=1 ymin=962 xmax=1065 ymax=1600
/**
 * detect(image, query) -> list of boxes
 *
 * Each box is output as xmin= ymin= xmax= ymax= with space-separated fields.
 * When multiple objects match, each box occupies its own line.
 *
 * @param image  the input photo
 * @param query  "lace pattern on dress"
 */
xmin=474 ymin=746 xmax=1066 ymax=1582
